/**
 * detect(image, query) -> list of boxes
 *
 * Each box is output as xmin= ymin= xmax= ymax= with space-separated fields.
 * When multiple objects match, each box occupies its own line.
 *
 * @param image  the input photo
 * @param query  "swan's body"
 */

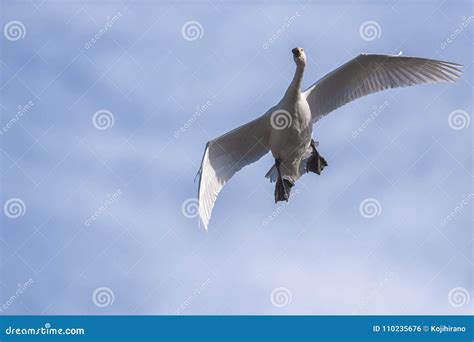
xmin=268 ymin=97 xmax=312 ymax=184
xmin=196 ymin=48 xmax=462 ymax=231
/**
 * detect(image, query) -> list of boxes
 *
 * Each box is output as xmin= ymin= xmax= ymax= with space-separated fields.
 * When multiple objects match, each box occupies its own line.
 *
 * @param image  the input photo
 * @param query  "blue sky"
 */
xmin=0 ymin=0 xmax=472 ymax=315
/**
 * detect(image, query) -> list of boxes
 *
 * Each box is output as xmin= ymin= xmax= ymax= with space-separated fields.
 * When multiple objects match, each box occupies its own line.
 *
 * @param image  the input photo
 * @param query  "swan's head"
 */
xmin=292 ymin=47 xmax=306 ymax=65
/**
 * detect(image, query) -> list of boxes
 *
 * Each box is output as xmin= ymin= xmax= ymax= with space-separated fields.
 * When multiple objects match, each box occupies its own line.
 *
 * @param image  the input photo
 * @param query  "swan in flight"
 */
xmin=196 ymin=48 xmax=462 ymax=230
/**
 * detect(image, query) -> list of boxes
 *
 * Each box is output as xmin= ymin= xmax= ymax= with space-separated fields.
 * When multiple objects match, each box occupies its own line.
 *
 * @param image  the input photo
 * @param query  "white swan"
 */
xmin=196 ymin=48 xmax=462 ymax=230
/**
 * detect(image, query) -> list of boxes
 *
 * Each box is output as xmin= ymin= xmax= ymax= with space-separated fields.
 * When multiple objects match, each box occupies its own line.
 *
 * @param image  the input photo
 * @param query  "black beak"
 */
xmin=292 ymin=48 xmax=301 ymax=57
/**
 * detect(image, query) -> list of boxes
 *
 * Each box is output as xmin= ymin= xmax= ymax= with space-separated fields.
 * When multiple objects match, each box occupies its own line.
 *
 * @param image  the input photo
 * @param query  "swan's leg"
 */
xmin=306 ymin=139 xmax=328 ymax=175
xmin=274 ymin=158 xmax=294 ymax=203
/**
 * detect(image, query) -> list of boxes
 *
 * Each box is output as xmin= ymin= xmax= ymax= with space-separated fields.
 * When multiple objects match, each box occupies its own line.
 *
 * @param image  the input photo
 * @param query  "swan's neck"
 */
xmin=287 ymin=63 xmax=305 ymax=96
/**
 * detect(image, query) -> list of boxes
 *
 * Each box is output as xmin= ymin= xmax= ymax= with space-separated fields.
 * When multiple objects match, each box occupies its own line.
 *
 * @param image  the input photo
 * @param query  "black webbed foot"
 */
xmin=274 ymin=158 xmax=294 ymax=203
xmin=275 ymin=178 xmax=294 ymax=203
xmin=307 ymin=139 xmax=328 ymax=175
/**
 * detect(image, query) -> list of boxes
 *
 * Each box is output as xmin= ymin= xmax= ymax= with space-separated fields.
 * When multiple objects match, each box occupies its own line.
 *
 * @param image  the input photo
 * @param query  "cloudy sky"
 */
xmin=0 ymin=0 xmax=472 ymax=315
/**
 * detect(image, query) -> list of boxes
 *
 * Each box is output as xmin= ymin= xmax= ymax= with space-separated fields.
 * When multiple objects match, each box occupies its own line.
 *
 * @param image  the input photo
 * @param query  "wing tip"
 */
xmin=197 ymin=143 xmax=211 ymax=232
xmin=198 ymin=212 xmax=209 ymax=232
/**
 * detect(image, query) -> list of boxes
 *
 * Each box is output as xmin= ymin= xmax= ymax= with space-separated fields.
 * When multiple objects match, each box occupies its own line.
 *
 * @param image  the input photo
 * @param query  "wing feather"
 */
xmin=197 ymin=114 xmax=270 ymax=230
xmin=304 ymin=54 xmax=463 ymax=122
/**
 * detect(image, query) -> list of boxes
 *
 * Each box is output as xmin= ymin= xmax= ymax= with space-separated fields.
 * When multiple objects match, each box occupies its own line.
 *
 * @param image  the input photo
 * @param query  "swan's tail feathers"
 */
xmin=306 ymin=140 xmax=328 ymax=175
xmin=265 ymin=164 xmax=278 ymax=183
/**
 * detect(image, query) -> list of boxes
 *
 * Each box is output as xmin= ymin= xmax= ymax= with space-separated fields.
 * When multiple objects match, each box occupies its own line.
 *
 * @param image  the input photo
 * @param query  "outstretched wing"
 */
xmin=197 ymin=114 xmax=270 ymax=230
xmin=303 ymin=54 xmax=463 ymax=122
